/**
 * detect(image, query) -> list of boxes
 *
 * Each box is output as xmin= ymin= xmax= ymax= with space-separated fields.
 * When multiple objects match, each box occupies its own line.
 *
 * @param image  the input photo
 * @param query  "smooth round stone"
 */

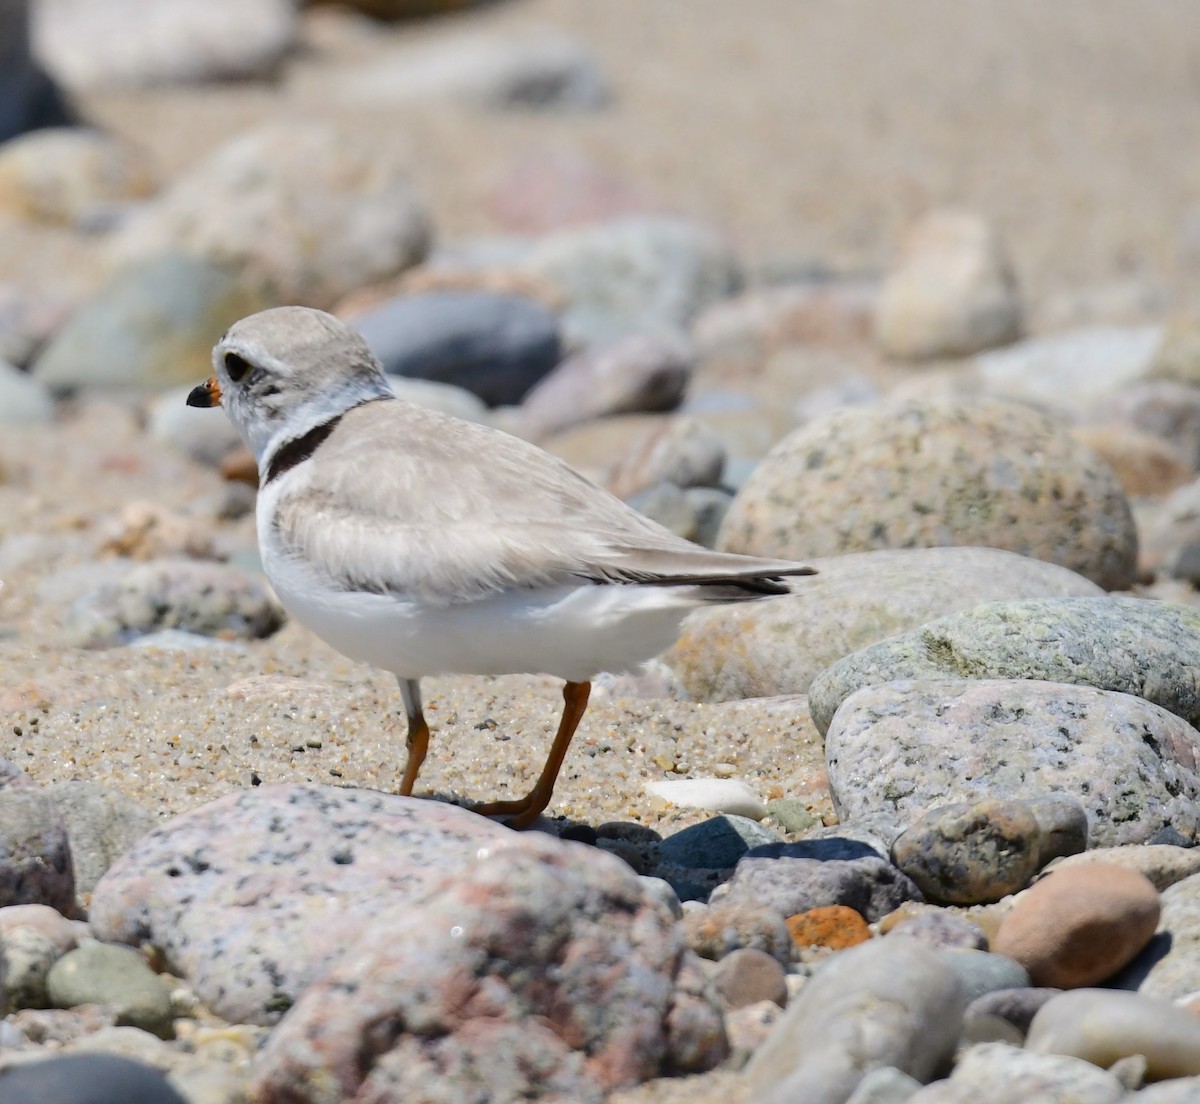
xmin=608 ymin=416 xmax=726 ymax=499
xmin=763 ymin=799 xmax=819 ymax=834
xmin=681 ymin=902 xmax=793 ymax=965
xmin=1134 ymin=870 xmax=1200 ymax=999
xmin=890 ymin=798 xmax=1043 ymax=906
xmin=842 ymin=1066 xmax=924 ymax=1104
xmin=2 ymin=925 xmax=70 ymax=1010
xmin=1045 ymin=844 xmax=1200 ymax=892
xmin=718 ymin=396 xmax=1136 ymax=590
xmin=884 ymin=909 xmax=987 ymax=951
xmin=1026 ymin=988 xmax=1200 ymax=1079
xmin=658 ymin=814 xmax=782 ymax=869
xmin=920 ymin=1042 xmax=1125 ymax=1104
xmin=712 ymin=947 xmax=789 ymax=1009
xmin=1072 ymin=423 xmax=1193 ymax=498
xmin=47 ymin=942 xmax=174 ymax=1038
xmin=966 ymin=986 xmax=1061 ymax=1035
xmin=1025 ymin=793 xmax=1090 ymax=869
xmin=785 ymin=905 xmax=871 ymax=952
xmin=937 ymin=948 xmax=1032 ymax=1002
xmin=992 ymin=863 xmax=1161 ymax=987
xmin=0 ymin=1052 xmax=187 ymax=1104
xmin=645 ymin=779 xmax=767 ymax=821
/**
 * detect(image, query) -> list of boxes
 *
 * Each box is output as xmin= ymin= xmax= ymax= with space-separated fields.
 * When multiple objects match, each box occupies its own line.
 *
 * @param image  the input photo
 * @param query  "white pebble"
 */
xmin=644 ymin=778 xmax=766 ymax=820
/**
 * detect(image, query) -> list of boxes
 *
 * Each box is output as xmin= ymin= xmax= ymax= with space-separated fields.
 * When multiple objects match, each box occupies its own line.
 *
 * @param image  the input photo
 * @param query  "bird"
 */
xmin=187 ymin=306 xmax=815 ymax=828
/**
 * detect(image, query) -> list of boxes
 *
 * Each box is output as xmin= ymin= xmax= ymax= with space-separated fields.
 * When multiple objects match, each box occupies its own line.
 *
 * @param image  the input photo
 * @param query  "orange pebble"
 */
xmin=786 ymin=905 xmax=871 ymax=951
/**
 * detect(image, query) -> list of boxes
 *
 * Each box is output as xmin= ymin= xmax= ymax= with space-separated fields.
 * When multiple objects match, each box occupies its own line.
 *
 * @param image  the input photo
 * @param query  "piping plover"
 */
xmin=188 ymin=306 xmax=815 ymax=827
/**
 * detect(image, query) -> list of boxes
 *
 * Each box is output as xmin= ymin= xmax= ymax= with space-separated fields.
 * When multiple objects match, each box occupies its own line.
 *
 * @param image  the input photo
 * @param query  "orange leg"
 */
xmin=397 ymin=678 xmax=428 ymax=797
xmin=472 ymin=680 xmax=591 ymax=829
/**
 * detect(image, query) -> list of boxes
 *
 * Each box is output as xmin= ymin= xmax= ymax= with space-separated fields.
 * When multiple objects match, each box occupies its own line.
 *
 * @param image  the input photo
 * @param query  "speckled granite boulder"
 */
xmin=65 ymin=559 xmax=286 ymax=647
xmin=249 ymin=833 xmax=727 ymax=1104
xmin=665 ymin=547 xmax=1101 ymax=703
xmin=810 ymin=597 xmax=1200 ymax=735
xmin=89 ymin=785 xmax=511 ymax=1024
xmin=717 ymin=397 xmax=1137 ymax=590
xmin=824 ymin=679 xmax=1200 ymax=846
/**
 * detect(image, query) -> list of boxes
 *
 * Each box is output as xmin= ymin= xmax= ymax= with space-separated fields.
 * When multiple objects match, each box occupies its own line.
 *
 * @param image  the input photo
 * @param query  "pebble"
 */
xmin=1026 ymin=988 xmax=1200 ymax=1079
xmin=644 ymin=779 xmax=767 ymax=821
xmin=0 ymin=1051 xmax=187 ymax=1104
xmin=351 ymin=289 xmax=562 ymax=406
xmin=965 ymin=987 xmax=1061 ymax=1036
xmin=46 ymin=943 xmax=175 ymax=1038
xmin=523 ymin=216 xmax=743 ymax=344
xmin=36 ymin=0 xmax=295 ymax=89
xmin=1142 ymin=477 xmax=1200 ymax=584
xmin=785 ymin=904 xmax=872 ymax=952
xmin=666 ymin=547 xmax=1101 ymax=703
xmin=825 ymin=678 xmax=1200 ymax=848
xmin=248 ymin=834 xmax=727 ymax=1103
xmin=106 ymin=124 xmax=431 ymax=309
xmin=1132 ymin=1078 xmax=1200 ymax=1103
xmin=610 ymin=417 xmax=725 ymax=500
xmin=334 ymin=30 xmax=611 ymax=110
xmin=1044 ymin=843 xmax=1200 ymax=892
xmin=717 ymin=396 xmax=1136 ymax=590
xmin=0 ymin=0 xmax=72 ymax=144
xmin=519 ymin=332 xmax=693 ymax=440
xmin=2 ymin=927 xmax=68 ymax=1011
xmin=93 ymin=502 xmax=217 ymax=563
xmin=711 ymin=947 xmax=788 ymax=1009
xmin=681 ymin=902 xmax=793 ymax=965
xmin=875 ymin=209 xmax=1022 ymax=360
xmin=625 ymin=482 xmax=733 ymax=545
xmin=0 ymin=781 xmax=75 ymax=915
xmin=1026 ymin=792 xmax=1091 ymax=868
xmin=0 ymin=360 xmax=53 ymax=424
xmin=1134 ymin=869 xmax=1200 ymax=999
xmin=744 ymin=936 xmax=966 ymax=1104
xmin=937 ymin=948 xmax=1032 ymax=1003
xmin=657 ymin=814 xmax=783 ymax=869
xmin=843 ymin=1066 xmax=925 ymax=1104
xmin=883 ymin=909 xmax=987 ymax=951
xmin=991 ymin=863 xmax=1161 ymax=987
xmin=1072 ymin=423 xmax=1193 ymax=498
xmin=1116 ymin=379 xmax=1200 ymax=470
xmin=64 ymin=559 xmax=286 ymax=648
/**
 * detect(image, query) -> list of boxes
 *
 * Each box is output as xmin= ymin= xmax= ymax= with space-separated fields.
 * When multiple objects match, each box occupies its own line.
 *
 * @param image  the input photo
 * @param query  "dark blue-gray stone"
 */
xmin=0 ymin=1054 xmax=187 ymax=1104
xmin=0 ymin=0 xmax=73 ymax=144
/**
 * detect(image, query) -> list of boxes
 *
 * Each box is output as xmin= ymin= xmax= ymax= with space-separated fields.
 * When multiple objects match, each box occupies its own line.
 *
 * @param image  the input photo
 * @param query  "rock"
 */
xmin=0 ymin=360 xmax=53 ymax=423
xmin=34 ymin=0 xmax=296 ymax=89
xmin=1045 ymin=844 xmax=1200 ymax=892
xmin=0 ymin=781 xmax=75 ymax=915
xmin=823 ymin=678 xmax=1200 ymax=847
xmin=334 ymin=30 xmax=610 ymax=110
xmin=523 ymin=217 xmax=743 ymax=345
xmin=64 ymin=559 xmax=285 ymax=647
xmin=518 ymin=332 xmax=692 ymax=440
xmin=909 ymin=1042 xmax=1125 ymax=1104
xmin=625 ymin=482 xmax=733 ymax=546
xmin=248 ymin=834 xmax=727 ymax=1103
xmin=0 ymin=1052 xmax=188 ymax=1104
xmin=1071 ymin=424 xmax=1192 ymax=498
xmin=938 ymin=949 xmax=1031 ymax=1003
xmin=350 ymin=289 xmax=561 ymax=406
xmin=724 ymin=999 xmax=786 ymax=1059
xmin=965 ymin=987 xmax=1060 ymax=1036
xmin=323 ymin=0 xmax=490 ymax=17
xmin=94 ymin=501 xmax=217 ymax=563
xmin=32 ymin=253 xmax=275 ymax=394
xmin=681 ymin=902 xmax=793 ymax=965
xmin=666 ymin=547 xmax=1102 ymax=703
xmin=764 ymin=799 xmax=819 ymax=834
xmin=105 ymin=125 xmax=431 ymax=309
xmin=712 ymin=947 xmax=788 ymax=1009
xmin=0 ymin=0 xmax=73 ymax=144
xmin=1026 ymin=988 xmax=1200 ymax=1079
xmin=1132 ymin=1078 xmax=1200 ymax=1103
xmin=992 ymin=863 xmax=1161 ymax=987
xmin=1150 ymin=312 xmax=1200 ymax=386
xmin=976 ymin=325 xmax=1162 ymax=405
xmin=785 ymin=905 xmax=872 ymax=952
xmin=89 ymin=786 xmax=511 ymax=1025
xmin=46 ymin=942 xmax=174 ymax=1037
xmin=1140 ymin=477 xmax=1200 ymax=583
xmin=1133 ymin=870 xmax=1200 ymax=999
xmin=0 ymin=127 xmax=156 ymax=227
xmin=658 ymin=814 xmax=782 ymax=870
xmin=884 ymin=909 xmax=987 ymax=951
xmin=1026 ymin=793 xmax=1091 ymax=869
xmin=890 ymin=798 xmax=1046 ymax=906
xmin=744 ymin=937 xmax=966 ymax=1104
xmin=844 ymin=1066 xmax=925 ymax=1104
xmin=0 ymin=904 xmax=79 ymax=1010
xmin=608 ymin=416 xmax=725 ymax=499
xmin=644 ymin=779 xmax=766 ymax=821
xmin=43 ymin=782 xmax=158 ymax=896
xmin=718 ymin=397 xmax=1136 ymax=590
xmin=875 ymin=210 xmax=1022 ymax=361
xmin=811 ymin=596 xmax=1200 ymax=734
xmin=1114 ymin=380 xmax=1200 ymax=470
xmin=145 ymin=384 xmax=244 ymax=466
xmin=721 ymin=839 xmax=924 ymax=923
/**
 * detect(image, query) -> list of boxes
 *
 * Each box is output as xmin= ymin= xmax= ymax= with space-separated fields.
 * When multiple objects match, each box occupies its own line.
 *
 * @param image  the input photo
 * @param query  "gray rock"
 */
xmin=908 ymin=1043 xmax=1125 ymax=1104
xmin=524 ymin=217 xmax=743 ymax=345
xmin=938 ymin=949 xmax=1031 ymax=1003
xmin=0 ymin=0 xmax=73 ymax=143
xmin=2 ymin=926 xmax=69 ymax=1011
xmin=46 ymin=942 xmax=174 ymax=1037
xmin=667 ymin=547 xmax=1102 ymax=704
xmin=885 ymin=909 xmax=987 ymax=951
xmin=1026 ymin=988 xmax=1200 ymax=1080
xmin=681 ymin=902 xmax=793 ymax=965
xmin=1116 ymin=379 xmax=1200 ymax=470
xmin=34 ymin=0 xmax=296 ymax=89
xmin=844 ymin=1066 xmax=924 ymax=1104
xmin=1026 ymin=792 xmax=1090 ymax=869
xmin=0 ymin=780 xmax=75 ymax=915
xmin=744 ymin=937 xmax=966 ymax=1104
xmin=90 ymin=786 xmax=513 ymax=1025
xmin=1142 ymin=476 xmax=1200 ymax=584
xmin=519 ymin=332 xmax=693 ymax=440
xmin=1045 ymin=843 xmax=1200 ymax=892
xmin=1132 ymin=870 xmax=1200 ymax=999
xmin=336 ymin=31 xmax=610 ymax=110
xmin=712 ymin=947 xmax=788 ymax=1009
xmin=890 ymin=798 xmax=1045 ymax=906
xmin=1131 ymin=1077 xmax=1200 ymax=1103
xmin=0 ymin=1052 xmax=187 ymax=1104
xmin=0 ymin=360 xmax=53 ymax=423
xmin=811 ymin=597 xmax=1200 ymax=735
xmin=824 ymin=679 xmax=1200 ymax=847
xmin=65 ymin=559 xmax=285 ymax=648
xmin=658 ymin=815 xmax=783 ymax=870
xmin=718 ymin=397 xmax=1136 ymax=591
xmin=44 ymin=782 xmax=158 ymax=896
xmin=248 ymin=834 xmax=727 ymax=1103
xmin=722 ymin=839 xmax=924 ymax=923
xmin=32 ymin=253 xmax=275 ymax=394
xmin=105 ymin=124 xmax=430 ymax=309
xmin=609 ymin=416 xmax=726 ymax=499
xmin=965 ymin=987 xmax=1061 ymax=1035
xmin=353 ymin=290 xmax=561 ymax=405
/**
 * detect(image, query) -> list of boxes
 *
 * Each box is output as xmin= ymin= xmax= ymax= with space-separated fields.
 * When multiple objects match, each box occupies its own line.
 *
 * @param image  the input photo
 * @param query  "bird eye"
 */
xmin=224 ymin=352 xmax=251 ymax=382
